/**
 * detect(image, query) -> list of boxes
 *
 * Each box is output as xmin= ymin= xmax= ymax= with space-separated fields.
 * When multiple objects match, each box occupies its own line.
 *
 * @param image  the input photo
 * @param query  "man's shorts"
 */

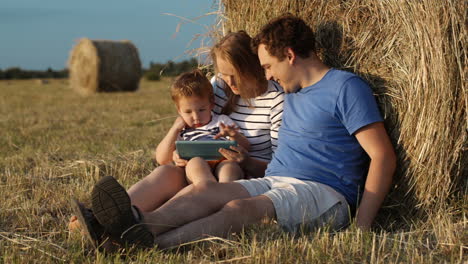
xmin=236 ymin=176 xmax=350 ymax=233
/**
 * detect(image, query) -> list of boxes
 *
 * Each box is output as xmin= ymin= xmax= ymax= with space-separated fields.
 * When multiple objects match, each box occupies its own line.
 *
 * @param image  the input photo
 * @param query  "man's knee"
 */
xmin=191 ymin=180 xmax=219 ymax=194
xmin=220 ymin=199 xmax=252 ymax=218
xmin=154 ymin=164 xmax=181 ymax=174
xmin=148 ymin=164 xmax=184 ymax=182
xmin=221 ymin=196 xmax=275 ymax=221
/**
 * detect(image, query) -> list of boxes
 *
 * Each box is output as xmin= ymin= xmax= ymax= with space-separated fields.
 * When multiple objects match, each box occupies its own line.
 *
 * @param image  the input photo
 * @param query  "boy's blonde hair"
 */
xmin=171 ymin=69 xmax=214 ymax=106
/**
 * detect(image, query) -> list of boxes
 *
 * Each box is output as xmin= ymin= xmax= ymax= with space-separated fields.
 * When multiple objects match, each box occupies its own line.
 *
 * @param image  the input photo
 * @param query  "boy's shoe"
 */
xmin=70 ymin=199 xmax=121 ymax=252
xmin=91 ymin=176 xmax=154 ymax=248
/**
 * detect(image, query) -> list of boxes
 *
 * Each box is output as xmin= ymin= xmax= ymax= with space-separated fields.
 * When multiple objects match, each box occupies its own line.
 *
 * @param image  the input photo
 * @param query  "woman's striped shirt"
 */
xmin=211 ymin=78 xmax=284 ymax=162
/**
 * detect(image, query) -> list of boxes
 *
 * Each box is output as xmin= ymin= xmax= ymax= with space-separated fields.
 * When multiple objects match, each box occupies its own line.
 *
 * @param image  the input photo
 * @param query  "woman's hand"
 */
xmin=172 ymin=150 xmax=188 ymax=167
xmin=218 ymin=145 xmax=249 ymax=166
xmin=214 ymin=123 xmax=240 ymax=139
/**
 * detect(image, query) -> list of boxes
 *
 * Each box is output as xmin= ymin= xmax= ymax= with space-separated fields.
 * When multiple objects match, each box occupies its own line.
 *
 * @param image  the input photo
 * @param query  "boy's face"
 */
xmin=176 ymin=96 xmax=213 ymax=128
xmin=258 ymin=44 xmax=298 ymax=93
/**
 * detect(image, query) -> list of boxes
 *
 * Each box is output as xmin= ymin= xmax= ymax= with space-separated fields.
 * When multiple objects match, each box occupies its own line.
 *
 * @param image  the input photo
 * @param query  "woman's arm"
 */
xmin=155 ymin=117 xmax=186 ymax=165
xmin=239 ymin=156 xmax=268 ymax=178
xmin=218 ymin=145 xmax=268 ymax=178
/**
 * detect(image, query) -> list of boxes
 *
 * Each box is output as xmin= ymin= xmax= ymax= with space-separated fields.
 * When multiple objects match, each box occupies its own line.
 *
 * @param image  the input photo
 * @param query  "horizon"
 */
xmin=0 ymin=0 xmax=218 ymax=71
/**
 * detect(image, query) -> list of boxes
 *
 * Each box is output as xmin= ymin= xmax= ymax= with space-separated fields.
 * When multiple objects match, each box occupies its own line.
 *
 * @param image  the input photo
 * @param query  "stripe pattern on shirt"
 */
xmin=212 ymin=78 xmax=284 ymax=162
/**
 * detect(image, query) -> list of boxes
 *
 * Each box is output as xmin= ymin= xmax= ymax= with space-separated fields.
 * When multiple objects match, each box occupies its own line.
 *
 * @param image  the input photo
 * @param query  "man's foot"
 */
xmin=70 ymin=199 xmax=121 ymax=252
xmin=91 ymin=176 xmax=154 ymax=248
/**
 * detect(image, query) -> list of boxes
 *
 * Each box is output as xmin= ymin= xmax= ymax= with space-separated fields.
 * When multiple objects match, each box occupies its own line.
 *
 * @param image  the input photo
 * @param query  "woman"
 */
xmin=70 ymin=31 xmax=284 ymax=244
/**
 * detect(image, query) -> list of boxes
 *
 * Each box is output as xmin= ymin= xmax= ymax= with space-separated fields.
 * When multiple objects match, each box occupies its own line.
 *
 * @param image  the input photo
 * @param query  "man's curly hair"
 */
xmin=252 ymin=14 xmax=316 ymax=60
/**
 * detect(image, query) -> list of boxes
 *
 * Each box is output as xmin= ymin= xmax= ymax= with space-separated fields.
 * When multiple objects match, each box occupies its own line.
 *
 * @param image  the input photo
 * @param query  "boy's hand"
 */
xmin=172 ymin=150 xmax=188 ymax=167
xmin=172 ymin=116 xmax=186 ymax=131
xmin=214 ymin=123 xmax=239 ymax=139
xmin=219 ymin=145 xmax=249 ymax=166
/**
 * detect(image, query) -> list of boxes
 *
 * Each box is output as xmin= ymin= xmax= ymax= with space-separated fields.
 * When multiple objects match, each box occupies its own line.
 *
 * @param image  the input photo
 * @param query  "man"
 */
xmin=79 ymin=15 xmax=396 ymax=250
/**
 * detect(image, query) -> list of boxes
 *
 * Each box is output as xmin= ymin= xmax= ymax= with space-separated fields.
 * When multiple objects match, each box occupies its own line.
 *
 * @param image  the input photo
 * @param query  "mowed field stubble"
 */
xmin=0 ymin=79 xmax=466 ymax=263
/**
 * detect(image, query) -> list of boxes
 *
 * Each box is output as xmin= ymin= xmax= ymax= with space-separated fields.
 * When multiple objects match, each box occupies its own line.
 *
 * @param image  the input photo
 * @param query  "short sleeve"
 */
xmin=211 ymin=76 xmax=227 ymax=115
xmin=336 ymin=77 xmax=383 ymax=135
xmin=268 ymin=82 xmax=285 ymax=150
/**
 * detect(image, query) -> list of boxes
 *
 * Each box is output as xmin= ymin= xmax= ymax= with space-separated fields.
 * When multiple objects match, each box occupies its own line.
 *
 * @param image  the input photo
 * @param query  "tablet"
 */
xmin=175 ymin=140 xmax=238 ymax=160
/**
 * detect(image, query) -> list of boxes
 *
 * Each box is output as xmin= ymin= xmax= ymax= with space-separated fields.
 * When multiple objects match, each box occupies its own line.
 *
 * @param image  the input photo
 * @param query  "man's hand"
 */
xmin=214 ymin=123 xmax=240 ymax=139
xmin=172 ymin=150 xmax=188 ymax=167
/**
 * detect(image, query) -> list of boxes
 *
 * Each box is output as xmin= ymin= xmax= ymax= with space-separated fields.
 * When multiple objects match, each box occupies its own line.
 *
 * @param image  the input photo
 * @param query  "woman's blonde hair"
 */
xmin=211 ymin=31 xmax=268 ymax=114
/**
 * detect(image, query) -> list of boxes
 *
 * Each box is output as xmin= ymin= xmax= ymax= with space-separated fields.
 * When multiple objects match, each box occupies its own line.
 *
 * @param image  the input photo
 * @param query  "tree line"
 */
xmin=0 ymin=59 xmax=200 ymax=80
xmin=0 ymin=67 xmax=68 ymax=80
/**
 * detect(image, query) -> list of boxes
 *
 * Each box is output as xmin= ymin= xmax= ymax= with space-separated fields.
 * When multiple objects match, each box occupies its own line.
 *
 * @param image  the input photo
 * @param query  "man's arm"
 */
xmin=354 ymin=122 xmax=396 ymax=230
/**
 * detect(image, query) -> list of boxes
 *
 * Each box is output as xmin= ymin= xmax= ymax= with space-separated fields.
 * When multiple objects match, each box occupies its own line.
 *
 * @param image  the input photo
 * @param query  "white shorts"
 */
xmin=236 ymin=176 xmax=350 ymax=232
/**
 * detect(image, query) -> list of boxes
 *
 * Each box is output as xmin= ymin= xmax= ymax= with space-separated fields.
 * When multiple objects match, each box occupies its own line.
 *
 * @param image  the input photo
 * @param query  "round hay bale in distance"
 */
xmin=68 ymin=38 xmax=142 ymax=94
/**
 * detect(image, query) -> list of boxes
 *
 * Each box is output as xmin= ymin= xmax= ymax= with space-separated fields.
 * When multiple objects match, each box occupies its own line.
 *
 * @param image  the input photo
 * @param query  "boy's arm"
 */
xmin=155 ymin=117 xmax=186 ymax=165
xmin=354 ymin=122 xmax=396 ymax=230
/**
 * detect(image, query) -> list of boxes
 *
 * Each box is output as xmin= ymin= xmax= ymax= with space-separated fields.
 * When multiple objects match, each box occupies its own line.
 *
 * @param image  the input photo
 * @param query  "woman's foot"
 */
xmin=91 ymin=176 xmax=154 ymax=248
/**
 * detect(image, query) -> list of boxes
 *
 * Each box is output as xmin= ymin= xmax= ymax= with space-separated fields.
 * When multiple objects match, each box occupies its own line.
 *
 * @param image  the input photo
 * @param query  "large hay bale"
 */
xmin=219 ymin=0 xmax=467 ymax=215
xmin=68 ymin=38 xmax=141 ymax=94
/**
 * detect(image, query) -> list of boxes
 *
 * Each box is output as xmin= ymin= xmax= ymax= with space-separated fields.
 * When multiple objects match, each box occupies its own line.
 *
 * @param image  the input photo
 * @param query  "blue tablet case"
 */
xmin=175 ymin=140 xmax=238 ymax=160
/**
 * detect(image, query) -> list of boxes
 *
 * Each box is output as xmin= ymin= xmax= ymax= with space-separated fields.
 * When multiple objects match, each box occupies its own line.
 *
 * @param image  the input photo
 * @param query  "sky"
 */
xmin=0 ymin=0 xmax=218 ymax=70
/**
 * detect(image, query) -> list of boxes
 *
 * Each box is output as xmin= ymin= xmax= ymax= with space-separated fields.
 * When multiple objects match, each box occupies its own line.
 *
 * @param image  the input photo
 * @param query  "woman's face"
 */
xmin=216 ymin=57 xmax=241 ymax=95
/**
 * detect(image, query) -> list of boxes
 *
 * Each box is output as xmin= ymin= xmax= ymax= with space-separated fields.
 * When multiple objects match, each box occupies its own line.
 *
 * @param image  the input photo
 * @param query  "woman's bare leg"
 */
xmin=127 ymin=165 xmax=187 ymax=212
xmin=215 ymin=160 xmax=244 ymax=183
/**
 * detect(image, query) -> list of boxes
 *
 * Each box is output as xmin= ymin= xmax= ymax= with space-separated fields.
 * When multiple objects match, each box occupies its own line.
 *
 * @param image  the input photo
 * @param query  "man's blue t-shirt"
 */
xmin=265 ymin=69 xmax=383 ymax=207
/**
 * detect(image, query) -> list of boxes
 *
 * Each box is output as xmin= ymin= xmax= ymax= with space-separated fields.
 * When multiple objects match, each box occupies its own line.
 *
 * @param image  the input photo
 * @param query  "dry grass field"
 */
xmin=0 ymin=79 xmax=466 ymax=263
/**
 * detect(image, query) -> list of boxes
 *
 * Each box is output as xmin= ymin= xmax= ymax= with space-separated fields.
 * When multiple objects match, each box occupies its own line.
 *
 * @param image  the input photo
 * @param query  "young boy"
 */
xmin=156 ymin=69 xmax=250 ymax=184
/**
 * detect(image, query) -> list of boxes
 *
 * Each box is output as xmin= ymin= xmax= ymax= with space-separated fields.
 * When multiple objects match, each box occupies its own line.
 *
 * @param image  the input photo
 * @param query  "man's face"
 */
xmin=258 ymin=44 xmax=298 ymax=93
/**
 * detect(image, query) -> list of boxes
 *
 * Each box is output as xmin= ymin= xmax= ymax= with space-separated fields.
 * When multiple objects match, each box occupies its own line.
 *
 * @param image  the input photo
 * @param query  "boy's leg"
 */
xmin=185 ymin=157 xmax=217 ymax=184
xmin=127 ymin=165 xmax=187 ymax=212
xmin=215 ymin=160 xmax=244 ymax=183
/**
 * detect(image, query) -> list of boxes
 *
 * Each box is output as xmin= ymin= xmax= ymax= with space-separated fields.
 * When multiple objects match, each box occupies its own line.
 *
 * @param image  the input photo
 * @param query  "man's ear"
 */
xmin=285 ymin=47 xmax=296 ymax=64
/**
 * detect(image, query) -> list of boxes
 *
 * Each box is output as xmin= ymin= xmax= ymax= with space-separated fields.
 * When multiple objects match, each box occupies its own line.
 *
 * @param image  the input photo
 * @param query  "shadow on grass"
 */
xmin=315 ymin=20 xmax=425 ymax=231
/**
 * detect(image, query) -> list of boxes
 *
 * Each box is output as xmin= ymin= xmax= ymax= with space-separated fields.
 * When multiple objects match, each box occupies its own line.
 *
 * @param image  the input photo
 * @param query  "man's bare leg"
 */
xmin=127 ymin=165 xmax=187 ymax=212
xmin=141 ymin=181 xmax=251 ymax=236
xmin=154 ymin=195 xmax=275 ymax=249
